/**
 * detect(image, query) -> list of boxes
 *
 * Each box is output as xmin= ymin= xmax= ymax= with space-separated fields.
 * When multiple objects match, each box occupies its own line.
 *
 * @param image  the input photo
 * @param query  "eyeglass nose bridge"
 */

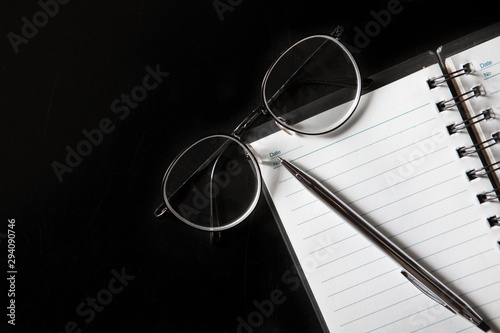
xmin=231 ymin=107 xmax=267 ymax=139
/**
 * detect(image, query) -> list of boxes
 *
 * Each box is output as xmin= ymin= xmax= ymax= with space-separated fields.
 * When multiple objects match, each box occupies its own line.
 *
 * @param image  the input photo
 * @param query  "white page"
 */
xmin=445 ymin=36 xmax=500 ymax=185
xmin=251 ymin=63 xmax=500 ymax=332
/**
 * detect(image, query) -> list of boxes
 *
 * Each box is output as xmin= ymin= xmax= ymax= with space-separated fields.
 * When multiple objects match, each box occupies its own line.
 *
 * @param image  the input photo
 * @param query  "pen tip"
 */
xmin=478 ymin=321 xmax=490 ymax=332
xmin=276 ymin=156 xmax=283 ymax=162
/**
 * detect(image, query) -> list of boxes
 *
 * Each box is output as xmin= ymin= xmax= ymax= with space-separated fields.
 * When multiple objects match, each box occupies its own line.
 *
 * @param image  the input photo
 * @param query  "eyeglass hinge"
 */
xmin=330 ymin=25 xmax=345 ymax=40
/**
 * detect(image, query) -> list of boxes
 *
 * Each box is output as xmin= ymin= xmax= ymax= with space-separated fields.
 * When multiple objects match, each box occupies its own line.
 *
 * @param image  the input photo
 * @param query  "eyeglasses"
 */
xmin=154 ymin=28 xmax=365 ymax=235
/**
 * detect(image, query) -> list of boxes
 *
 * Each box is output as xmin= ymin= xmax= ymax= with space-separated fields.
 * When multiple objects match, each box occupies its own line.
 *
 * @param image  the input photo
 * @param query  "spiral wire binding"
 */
xmin=430 ymin=61 xmax=499 ymax=204
xmin=437 ymin=85 xmax=485 ymax=112
xmin=477 ymin=187 xmax=500 ymax=204
xmin=427 ymin=63 xmax=473 ymax=89
xmin=487 ymin=215 xmax=500 ymax=228
xmin=456 ymin=131 xmax=500 ymax=158
xmin=466 ymin=160 xmax=500 ymax=181
xmin=447 ymin=108 xmax=495 ymax=135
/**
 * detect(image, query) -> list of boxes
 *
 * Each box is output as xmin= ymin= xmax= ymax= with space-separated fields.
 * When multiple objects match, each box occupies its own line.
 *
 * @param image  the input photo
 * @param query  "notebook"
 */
xmin=247 ymin=24 xmax=500 ymax=332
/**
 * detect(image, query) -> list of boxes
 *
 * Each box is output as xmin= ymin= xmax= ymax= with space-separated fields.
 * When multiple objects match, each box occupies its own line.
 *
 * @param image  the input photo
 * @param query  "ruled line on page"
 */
xmin=332 ymin=146 xmax=449 ymax=194
xmin=478 ymin=61 xmax=500 ymax=71
xmin=314 ymin=224 xmax=487 ymax=273
xmin=430 ymin=248 xmax=493 ymax=273
xmin=339 ymin=293 xmax=422 ymax=327
xmin=251 ymin=59 xmax=500 ymax=332
xmin=446 ymin=263 xmax=500 ymax=284
xmin=318 ymin=233 xmax=492 ymax=307
xmin=462 ymin=280 xmax=500 ymax=298
xmin=294 ymin=162 xmax=459 ymax=226
xmin=476 ymin=297 xmax=500 ymax=308
xmin=365 ymin=304 xmax=442 ymax=333
xmin=401 ymin=218 xmax=479 ymax=250
xmin=417 ymin=233 xmax=488 ymax=261
xmin=349 ymin=172 xmax=458 ymax=210
xmin=302 ymin=221 xmax=346 ymax=240
xmin=354 ymin=281 xmax=500 ymax=332
xmin=334 ymin=282 xmax=408 ymax=312
xmin=338 ymin=263 xmax=500 ymax=330
xmin=372 ymin=190 xmax=469 ymax=226
xmin=441 ymin=246 xmax=493 ymax=269
xmin=316 ymin=244 xmax=373 ymax=269
xmin=409 ymin=315 xmax=456 ymax=333
xmin=390 ymin=204 xmax=474 ymax=238
xmin=296 ymin=188 xmax=467 ymax=228
xmin=305 ymin=213 xmax=472 ymax=266
xmin=287 ymin=145 xmax=449 ymax=210
xmin=308 ymin=233 xmax=359 ymax=254
xmin=321 ymin=133 xmax=443 ymax=184
xmin=327 ymin=268 xmax=400 ymax=298
xmin=322 ymin=233 xmax=497 ymax=313
xmin=304 ymin=117 xmax=436 ymax=173
xmin=283 ymin=131 xmax=445 ymax=197
xmin=321 ymin=234 xmax=489 ymax=299
xmin=291 ymin=199 xmax=317 ymax=212
xmin=321 ymin=256 xmax=387 ymax=283
xmin=291 ymin=103 xmax=430 ymax=162
xmin=340 ymin=270 xmax=499 ymax=331
xmin=280 ymin=120 xmax=439 ymax=184
xmin=484 ymin=72 xmax=500 ymax=81
xmin=297 ymin=211 xmax=332 ymax=226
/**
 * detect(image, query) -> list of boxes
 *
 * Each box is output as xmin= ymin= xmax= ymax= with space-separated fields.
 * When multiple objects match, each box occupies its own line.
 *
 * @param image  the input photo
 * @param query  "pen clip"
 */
xmin=401 ymin=270 xmax=456 ymax=315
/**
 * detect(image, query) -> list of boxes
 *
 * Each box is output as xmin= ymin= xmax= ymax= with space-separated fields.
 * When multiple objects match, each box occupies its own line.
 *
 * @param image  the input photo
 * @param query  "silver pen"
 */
xmin=277 ymin=157 xmax=490 ymax=332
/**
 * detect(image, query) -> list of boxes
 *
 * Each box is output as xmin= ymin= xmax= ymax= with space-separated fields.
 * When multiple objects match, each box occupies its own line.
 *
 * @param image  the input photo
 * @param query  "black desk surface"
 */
xmin=2 ymin=1 xmax=499 ymax=332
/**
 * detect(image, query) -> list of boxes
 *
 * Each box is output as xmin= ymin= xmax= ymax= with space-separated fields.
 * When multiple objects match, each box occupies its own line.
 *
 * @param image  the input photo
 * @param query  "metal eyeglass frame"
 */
xmin=154 ymin=27 xmax=366 ymax=237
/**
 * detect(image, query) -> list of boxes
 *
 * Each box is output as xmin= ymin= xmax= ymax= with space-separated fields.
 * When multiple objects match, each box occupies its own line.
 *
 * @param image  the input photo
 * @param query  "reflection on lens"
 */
xmin=162 ymin=135 xmax=261 ymax=231
xmin=262 ymin=35 xmax=361 ymax=135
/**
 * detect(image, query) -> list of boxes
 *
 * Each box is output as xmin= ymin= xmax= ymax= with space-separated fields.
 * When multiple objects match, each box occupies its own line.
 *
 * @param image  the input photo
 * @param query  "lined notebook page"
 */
xmin=445 ymin=36 xmax=500 ymax=186
xmin=251 ymin=63 xmax=500 ymax=332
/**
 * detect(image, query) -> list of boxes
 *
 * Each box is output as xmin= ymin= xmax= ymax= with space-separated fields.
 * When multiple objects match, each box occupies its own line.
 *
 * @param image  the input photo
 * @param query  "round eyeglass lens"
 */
xmin=262 ymin=35 xmax=361 ymax=135
xmin=162 ymin=135 xmax=261 ymax=231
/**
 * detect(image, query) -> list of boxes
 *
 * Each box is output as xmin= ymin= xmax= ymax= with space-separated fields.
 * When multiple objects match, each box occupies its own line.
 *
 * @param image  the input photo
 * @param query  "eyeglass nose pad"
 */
xmin=245 ymin=143 xmax=262 ymax=164
xmin=275 ymin=117 xmax=294 ymax=136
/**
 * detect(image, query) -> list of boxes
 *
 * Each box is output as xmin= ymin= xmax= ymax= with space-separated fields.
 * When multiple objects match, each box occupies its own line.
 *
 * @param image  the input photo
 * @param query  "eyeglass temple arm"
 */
xmin=281 ymin=78 xmax=373 ymax=90
xmin=232 ymin=28 xmax=349 ymax=139
xmin=264 ymin=36 xmax=333 ymax=109
xmin=208 ymin=153 xmax=223 ymax=244
xmin=231 ymin=74 xmax=372 ymax=139
xmin=263 ymin=25 xmax=354 ymax=106
xmin=232 ymin=107 xmax=265 ymax=138
xmin=154 ymin=138 xmax=234 ymax=218
xmin=238 ymin=28 xmax=371 ymax=137
xmin=153 ymin=145 xmax=224 ymax=245
xmin=156 ymin=26 xmax=367 ymax=215
xmin=155 ymin=27 xmax=371 ymax=220
xmin=329 ymin=26 xmax=373 ymax=89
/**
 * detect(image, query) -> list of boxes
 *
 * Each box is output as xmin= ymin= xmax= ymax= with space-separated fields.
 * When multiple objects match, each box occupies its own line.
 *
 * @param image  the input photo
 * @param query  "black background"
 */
xmin=1 ymin=1 xmax=499 ymax=332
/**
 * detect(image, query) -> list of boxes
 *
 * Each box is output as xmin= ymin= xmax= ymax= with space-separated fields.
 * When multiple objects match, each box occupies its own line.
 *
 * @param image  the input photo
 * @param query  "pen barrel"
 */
xmin=283 ymin=160 xmax=483 ymax=326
